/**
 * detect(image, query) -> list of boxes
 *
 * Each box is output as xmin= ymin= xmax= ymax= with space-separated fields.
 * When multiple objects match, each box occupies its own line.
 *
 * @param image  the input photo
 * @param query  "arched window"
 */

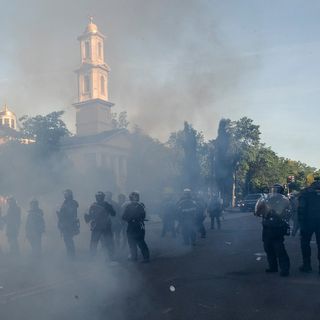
xmin=84 ymin=75 xmax=90 ymax=93
xmin=11 ymin=119 xmax=15 ymax=128
xmin=98 ymin=42 xmax=102 ymax=58
xmin=101 ymin=76 xmax=105 ymax=95
xmin=85 ymin=41 xmax=90 ymax=59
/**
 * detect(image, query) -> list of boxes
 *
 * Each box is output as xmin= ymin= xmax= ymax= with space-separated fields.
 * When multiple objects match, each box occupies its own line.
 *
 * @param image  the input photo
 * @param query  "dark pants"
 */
xmin=263 ymin=227 xmax=290 ymax=273
xmin=28 ymin=235 xmax=42 ymax=257
xmin=63 ymin=233 xmax=75 ymax=258
xmin=90 ymin=229 xmax=115 ymax=260
xmin=127 ymin=230 xmax=149 ymax=261
xmin=161 ymin=217 xmax=176 ymax=238
xmin=197 ymin=219 xmax=206 ymax=238
xmin=181 ymin=222 xmax=196 ymax=246
xmin=7 ymin=235 xmax=19 ymax=255
xmin=300 ymin=227 xmax=320 ymax=267
xmin=210 ymin=215 xmax=221 ymax=229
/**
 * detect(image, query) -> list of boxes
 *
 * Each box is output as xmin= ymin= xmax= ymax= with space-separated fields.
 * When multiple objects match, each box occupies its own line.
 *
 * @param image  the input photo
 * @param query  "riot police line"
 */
xmin=0 ymin=190 xmax=150 ymax=263
xmin=0 ymin=187 xmax=222 ymax=263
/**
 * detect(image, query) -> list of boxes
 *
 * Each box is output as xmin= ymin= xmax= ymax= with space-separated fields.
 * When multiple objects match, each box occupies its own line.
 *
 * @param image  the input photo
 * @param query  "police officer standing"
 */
xmin=160 ymin=192 xmax=177 ymax=238
xmin=85 ymin=191 xmax=116 ymax=260
xmin=195 ymin=192 xmax=207 ymax=239
xmin=255 ymin=184 xmax=291 ymax=277
xmin=122 ymin=191 xmax=150 ymax=263
xmin=207 ymin=193 xmax=223 ymax=230
xmin=176 ymin=189 xmax=198 ymax=246
xmin=298 ymin=177 xmax=320 ymax=273
xmin=26 ymin=199 xmax=45 ymax=257
xmin=3 ymin=197 xmax=21 ymax=255
xmin=105 ymin=191 xmax=122 ymax=247
xmin=57 ymin=189 xmax=79 ymax=258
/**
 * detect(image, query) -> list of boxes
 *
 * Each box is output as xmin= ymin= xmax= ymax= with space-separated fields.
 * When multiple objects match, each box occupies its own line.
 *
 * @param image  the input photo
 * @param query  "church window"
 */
xmin=84 ymin=75 xmax=90 ymax=93
xmin=98 ymin=42 xmax=102 ymax=58
xmin=4 ymin=118 xmax=9 ymax=126
xmin=101 ymin=76 xmax=105 ymax=95
xmin=85 ymin=41 xmax=90 ymax=59
xmin=11 ymin=119 xmax=15 ymax=128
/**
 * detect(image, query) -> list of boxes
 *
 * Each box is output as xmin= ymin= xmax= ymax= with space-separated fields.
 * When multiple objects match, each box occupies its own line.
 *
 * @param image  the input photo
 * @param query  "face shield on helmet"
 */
xmin=95 ymin=191 xmax=105 ymax=203
xmin=64 ymin=189 xmax=73 ymax=200
xmin=129 ymin=191 xmax=140 ymax=202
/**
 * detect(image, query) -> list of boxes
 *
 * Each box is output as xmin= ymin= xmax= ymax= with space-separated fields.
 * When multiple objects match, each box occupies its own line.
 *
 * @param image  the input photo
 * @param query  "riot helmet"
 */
xmin=183 ymin=188 xmax=192 ymax=199
xmin=30 ymin=199 xmax=39 ymax=210
xmin=270 ymin=184 xmax=284 ymax=195
xmin=95 ymin=191 xmax=105 ymax=203
xmin=129 ymin=191 xmax=140 ymax=202
xmin=64 ymin=189 xmax=73 ymax=200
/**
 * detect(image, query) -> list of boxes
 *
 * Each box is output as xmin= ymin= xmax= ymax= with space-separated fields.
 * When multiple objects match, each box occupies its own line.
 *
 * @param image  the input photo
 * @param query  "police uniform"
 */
xmin=177 ymin=196 xmax=198 ymax=246
xmin=4 ymin=199 xmax=21 ymax=254
xmin=57 ymin=196 xmax=79 ymax=258
xmin=122 ymin=200 xmax=150 ymax=262
xmin=298 ymin=181 xmax=320 ymax=273
xmin=26 ymin=201 xmax=45 ymax=257
xmin=255 ymin=190 xmax=291 ymax=276
xmin=85 ymin=200 xmax=116 ymax=259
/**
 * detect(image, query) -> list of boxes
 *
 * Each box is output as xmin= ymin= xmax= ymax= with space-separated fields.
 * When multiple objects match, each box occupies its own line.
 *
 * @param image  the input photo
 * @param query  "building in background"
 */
xmin=62 ymin=18 xmax=130 ymax=192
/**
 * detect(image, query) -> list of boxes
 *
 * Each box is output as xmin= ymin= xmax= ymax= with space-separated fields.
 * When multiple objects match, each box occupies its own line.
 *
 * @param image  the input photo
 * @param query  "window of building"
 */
xmin=84 ymin=75 xmax=90 ymax=93
xmin=98 ymin=42 xmax=102 ymax=58
xmin=11 ymin=119 xmax=15 ymax=128
xmin=101 ymin=76 xmax=105 ymax=95
xmin=85 ymin=41 xmax=90 ymax=59
xmin=4 ymin=118 xmax=9 ymax=127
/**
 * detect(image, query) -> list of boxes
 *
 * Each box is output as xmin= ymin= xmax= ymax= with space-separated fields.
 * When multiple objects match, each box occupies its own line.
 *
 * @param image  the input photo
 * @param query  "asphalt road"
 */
xmin=1 ymin=211 xmax=320 ymax=320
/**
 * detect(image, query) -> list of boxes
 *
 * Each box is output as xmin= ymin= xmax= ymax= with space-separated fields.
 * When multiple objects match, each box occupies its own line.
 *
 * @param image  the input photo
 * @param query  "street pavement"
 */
xmin=0 ymin=211 xmax=320 ymax=320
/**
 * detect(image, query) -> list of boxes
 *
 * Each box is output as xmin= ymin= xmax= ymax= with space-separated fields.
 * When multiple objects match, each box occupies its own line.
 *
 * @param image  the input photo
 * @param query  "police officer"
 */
xmin=57 ymin=189 xmax=79 ymax=258
xmin=85 ymin=191 xmax=116 ymax=260
xmin=122 ymin=191 xmax=150 ymax=263
xmin=255 ymin=184 xmax=291 ymax=277
xmin=26 ymin=199 xmax=45 ymax=257
xmin=3 ymin=197 xmax=21 ymax=254
xmin=207 ymin=193 xmax=223 ymax=230
xmin=176 ymin=189 xmax=198 ymax=246
xmin=160 ymin=192 xmax=177 ymax=238
xmin=118 ymin=194 xmax=127 ymax=248
xmin=105 ymin=191 xmax=122 ymax=247
xmin=298 ymin=177 xmax=320 ymax=273
xmin=195 ymin=192 xmax=207 ymax=238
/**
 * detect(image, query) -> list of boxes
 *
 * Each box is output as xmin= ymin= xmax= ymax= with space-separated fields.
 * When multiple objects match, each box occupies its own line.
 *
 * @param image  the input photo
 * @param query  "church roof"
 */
xmin=61 ymin=129 xmax=127 ymax=147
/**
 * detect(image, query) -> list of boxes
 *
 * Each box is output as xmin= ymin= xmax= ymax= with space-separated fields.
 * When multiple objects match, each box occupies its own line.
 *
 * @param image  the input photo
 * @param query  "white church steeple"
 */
xmin=73 ymin=17 xmax=114 ymax=136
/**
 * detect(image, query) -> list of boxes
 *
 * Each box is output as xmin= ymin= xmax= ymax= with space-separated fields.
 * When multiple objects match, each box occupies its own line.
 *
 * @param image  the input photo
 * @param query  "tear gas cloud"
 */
xmin=0 ymin=0 xmax=258 ymax=140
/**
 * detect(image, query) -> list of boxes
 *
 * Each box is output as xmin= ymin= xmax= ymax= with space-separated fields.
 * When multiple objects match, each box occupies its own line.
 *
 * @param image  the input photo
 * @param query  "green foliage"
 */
xmin=20 ymin=111 xmax=70 ymax=154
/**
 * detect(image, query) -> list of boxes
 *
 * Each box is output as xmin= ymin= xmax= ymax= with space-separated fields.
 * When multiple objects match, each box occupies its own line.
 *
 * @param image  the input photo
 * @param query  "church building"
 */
xmin=62 ymin=18 xmax=130 ymax=192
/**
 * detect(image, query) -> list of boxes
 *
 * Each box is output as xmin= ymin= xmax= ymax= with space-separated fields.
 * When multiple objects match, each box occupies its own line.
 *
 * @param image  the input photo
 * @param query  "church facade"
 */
xmin=62 ymin=19 xmax=130 ymax=192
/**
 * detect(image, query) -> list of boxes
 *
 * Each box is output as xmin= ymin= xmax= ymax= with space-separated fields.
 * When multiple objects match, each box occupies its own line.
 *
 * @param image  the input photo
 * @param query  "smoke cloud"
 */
xmin=0 ymin=0 xmax=258 ymax=140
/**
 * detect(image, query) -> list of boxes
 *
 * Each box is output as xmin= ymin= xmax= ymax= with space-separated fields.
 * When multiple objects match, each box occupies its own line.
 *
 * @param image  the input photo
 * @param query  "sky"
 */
xmin=0 ymin=0 xmax=320 ymax=167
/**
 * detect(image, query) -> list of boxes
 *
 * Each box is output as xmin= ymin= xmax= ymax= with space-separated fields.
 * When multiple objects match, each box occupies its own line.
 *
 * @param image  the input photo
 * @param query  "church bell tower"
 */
xmin=74 ymin=17 xmax=114 ymax=136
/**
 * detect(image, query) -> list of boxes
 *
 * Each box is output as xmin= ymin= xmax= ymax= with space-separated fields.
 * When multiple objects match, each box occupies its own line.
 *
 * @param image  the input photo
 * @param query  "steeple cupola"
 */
xmin=73 ymin=18 xmax=114 ymax=136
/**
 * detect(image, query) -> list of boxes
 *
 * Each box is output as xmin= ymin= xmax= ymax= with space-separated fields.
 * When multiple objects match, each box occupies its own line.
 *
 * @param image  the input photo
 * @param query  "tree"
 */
xmin=168 ymin=122 xmax=204 ymax=190
xmin=20 ymin=111 xmax=70 ymax=155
